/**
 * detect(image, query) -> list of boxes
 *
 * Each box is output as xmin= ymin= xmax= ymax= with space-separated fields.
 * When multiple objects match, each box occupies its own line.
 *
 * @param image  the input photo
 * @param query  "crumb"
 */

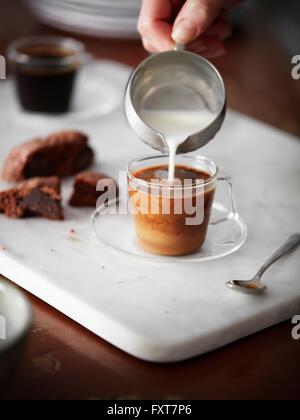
xmin=50 ymin=249 xmax=54 ymax=252
xmin=68 ymin=229 xmax=79 ymax=241
xmin=102 ymin=266 xmax=105 ymax=269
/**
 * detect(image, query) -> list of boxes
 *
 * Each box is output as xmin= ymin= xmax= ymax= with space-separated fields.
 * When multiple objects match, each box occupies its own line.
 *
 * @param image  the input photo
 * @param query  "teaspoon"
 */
xmin=226 ymin=234 xmax=300 ymax=294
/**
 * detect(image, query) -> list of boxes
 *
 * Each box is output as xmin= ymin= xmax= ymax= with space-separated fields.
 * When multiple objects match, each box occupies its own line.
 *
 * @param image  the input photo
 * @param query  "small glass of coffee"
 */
xmin=128 ymin=155 xmax=219 ymax=256
xmin=7 ymin=36 xmax=86 ymax=114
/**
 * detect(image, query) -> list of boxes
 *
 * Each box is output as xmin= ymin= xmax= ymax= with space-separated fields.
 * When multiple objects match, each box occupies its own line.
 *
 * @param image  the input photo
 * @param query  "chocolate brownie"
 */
xmin=69 ymin=172 xmax=118 ymax=207
xmin=0 ymin=177 xmax=64 ymax=220
xmin=2 ymin=130 xmax=94 ymax=182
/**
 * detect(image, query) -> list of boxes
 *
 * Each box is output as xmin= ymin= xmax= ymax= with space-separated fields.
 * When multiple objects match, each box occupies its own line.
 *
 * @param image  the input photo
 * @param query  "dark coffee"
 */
xmin=14 ymin=45 xmax=78 ymax=114
xmin=130 ymin=164 xmax=216 ymax=256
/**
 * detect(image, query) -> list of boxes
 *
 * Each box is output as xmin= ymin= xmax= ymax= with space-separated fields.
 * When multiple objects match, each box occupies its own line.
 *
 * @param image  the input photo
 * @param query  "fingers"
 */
xmin=172 ymin=0 xmax=231 ymax=45
xmin=140 ymin=21 xmax=173 ymax=52
xmin=138 ymin=0 xmax=175 ymax=52
xmin=141 ymin=38 xmax=158 ymax=53
xmin=188 ymin=36 xmax=226 ymax=57
xmin=137 ymin=0 xmax=237 ymax=55
xmin=186 ymin=14 xmax=232 ymax=58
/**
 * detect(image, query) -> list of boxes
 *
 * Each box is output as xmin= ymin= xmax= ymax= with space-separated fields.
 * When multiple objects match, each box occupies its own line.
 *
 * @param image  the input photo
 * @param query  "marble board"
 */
xmin=0 ymin=61 xmax=299 ymax=362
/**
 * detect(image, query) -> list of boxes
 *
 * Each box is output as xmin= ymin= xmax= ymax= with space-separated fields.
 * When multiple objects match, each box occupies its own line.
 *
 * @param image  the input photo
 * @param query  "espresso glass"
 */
xmin=7 ymin=36 xmax=86 ymax=114
xmin=127 ymin=155 xmax=220 ymax=256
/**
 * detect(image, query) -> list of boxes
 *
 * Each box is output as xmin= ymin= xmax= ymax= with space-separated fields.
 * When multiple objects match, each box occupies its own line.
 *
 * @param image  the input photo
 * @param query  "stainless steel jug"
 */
xmin=125 ymin=49 xmax=226 ymax=154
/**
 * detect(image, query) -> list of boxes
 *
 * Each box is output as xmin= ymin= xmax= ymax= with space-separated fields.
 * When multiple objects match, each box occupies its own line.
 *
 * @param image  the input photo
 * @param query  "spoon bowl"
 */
xmin=226 ymin=234 xmax=300 ymax=295
xmin=226 ymin=279 xmax=267 ymax=295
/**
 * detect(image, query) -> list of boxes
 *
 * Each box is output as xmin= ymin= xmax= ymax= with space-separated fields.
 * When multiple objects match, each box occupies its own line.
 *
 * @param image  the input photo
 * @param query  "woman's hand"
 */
xmin=138 ymin=0 xmax=241 ymax=58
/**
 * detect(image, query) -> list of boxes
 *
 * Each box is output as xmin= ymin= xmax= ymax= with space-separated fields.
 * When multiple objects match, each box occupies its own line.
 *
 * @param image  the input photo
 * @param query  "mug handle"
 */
xmin=210 ymin=175 xmax=238 ymax=225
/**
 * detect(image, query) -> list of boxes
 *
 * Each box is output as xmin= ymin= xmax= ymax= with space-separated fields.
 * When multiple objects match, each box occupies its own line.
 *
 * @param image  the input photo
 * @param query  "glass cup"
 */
xmin=7 ymin=36 xmax=86 ymax=114
xmin=127 ymin=155 xmax=222 ymax=256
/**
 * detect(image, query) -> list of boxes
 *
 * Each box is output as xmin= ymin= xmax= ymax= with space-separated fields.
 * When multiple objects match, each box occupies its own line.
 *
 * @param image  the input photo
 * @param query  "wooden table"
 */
xmin=1 ymin=1 xmax=300 ymax=400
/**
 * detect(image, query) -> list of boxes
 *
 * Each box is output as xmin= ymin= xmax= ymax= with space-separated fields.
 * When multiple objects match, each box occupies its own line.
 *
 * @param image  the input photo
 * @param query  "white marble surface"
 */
xmin=0 ymin=62 xmax=300 ymax=362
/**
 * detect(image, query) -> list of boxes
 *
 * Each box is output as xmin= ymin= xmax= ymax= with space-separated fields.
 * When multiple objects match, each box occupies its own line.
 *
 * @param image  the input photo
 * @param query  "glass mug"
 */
xmin=7 ymin=36 xmax=86 ymax=114
xmin=127 ymin=155 xmax=236 ymax=256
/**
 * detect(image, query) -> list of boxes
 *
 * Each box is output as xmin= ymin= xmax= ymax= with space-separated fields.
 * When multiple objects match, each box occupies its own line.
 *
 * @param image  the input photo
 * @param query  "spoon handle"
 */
xmin=255 ymin=234 xmax=300 ymax=279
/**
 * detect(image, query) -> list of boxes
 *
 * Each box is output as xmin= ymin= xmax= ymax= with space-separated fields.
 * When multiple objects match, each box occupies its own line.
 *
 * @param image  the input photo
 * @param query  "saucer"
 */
xmin=1 ymin=60 xmax=130 ymax=126
xmin=92 ymin=201 xmax=247 ymax=263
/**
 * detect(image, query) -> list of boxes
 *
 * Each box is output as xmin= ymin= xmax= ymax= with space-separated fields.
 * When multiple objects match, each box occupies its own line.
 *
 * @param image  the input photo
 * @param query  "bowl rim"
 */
xmin=7 ymin=35 xmax=86 ymax=68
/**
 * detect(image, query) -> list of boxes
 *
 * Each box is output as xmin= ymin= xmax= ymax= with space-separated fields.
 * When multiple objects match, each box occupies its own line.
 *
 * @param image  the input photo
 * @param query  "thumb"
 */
xmin=172 ymin=0 xmax=225 ymax=45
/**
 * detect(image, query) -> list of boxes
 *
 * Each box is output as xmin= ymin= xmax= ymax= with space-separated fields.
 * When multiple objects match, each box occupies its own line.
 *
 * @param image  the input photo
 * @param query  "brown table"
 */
xmin=1 ymin=1 xmax=300 ymax=400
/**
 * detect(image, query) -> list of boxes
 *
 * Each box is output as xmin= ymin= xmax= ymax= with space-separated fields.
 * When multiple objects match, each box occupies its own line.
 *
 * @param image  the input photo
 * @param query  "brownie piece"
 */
xmin=0 ymin=177 xmax=64 ymax=220
xmin=2 ymin=130 xmax=94 ymax=182
xmin=69 ymin=172 xmax=118 ymax=207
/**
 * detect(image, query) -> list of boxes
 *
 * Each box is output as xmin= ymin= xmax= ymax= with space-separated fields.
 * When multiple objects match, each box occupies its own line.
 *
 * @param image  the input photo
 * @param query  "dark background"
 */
xmin=232 ymin=0 xmax=300 ymax=55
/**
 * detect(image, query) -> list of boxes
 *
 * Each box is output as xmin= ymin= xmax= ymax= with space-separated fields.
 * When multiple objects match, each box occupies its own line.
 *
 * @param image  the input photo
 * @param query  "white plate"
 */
xmin=29 ymin=1 xmax=139 ymax=24
xmin=36 ymin=0 xmax=141 ymax=16
xmin=26 ymin=0 xmax=140 ymax=38
xmin=2 ymin=60 xmax=130 ymax=127
xmin=92 ymin=201 xmax=247 ymax=263
xmin=49 ymin=0 xmax=141 ymax=9
xmin=30 ymin=8 xmax=139 ymax=38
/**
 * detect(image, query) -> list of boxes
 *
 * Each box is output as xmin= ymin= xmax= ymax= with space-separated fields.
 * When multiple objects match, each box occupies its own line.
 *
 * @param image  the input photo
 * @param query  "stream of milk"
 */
xmin=140 ymin=109 xmax=216 ymax=182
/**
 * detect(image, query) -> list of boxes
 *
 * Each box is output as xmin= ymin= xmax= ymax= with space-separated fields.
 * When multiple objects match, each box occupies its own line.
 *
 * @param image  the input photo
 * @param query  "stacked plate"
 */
xmin=25 ymin=0 xmax=142 ymax=39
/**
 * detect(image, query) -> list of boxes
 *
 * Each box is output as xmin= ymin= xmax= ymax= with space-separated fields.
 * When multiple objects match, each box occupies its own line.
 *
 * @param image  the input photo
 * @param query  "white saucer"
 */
xmin=92 ymin=201 xmax=247 ymax=263
xmin=1 ymin=60 xmax=130 ymax=127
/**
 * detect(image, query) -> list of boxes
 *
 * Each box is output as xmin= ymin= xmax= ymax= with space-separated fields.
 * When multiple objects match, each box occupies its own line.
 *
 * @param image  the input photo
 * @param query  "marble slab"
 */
xmin=0 ymin=61 xmax=300 ymax=362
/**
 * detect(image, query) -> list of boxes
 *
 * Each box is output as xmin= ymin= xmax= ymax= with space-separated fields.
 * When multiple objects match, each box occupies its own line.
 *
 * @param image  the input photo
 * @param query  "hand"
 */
xmin=138 ymin=0 xmax=241 ymax=58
